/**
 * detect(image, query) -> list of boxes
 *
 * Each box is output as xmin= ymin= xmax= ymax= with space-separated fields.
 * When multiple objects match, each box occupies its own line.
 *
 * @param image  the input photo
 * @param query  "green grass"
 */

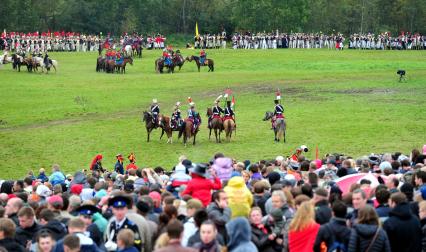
xmin=1 ymin=49 xmax=425 ymax=179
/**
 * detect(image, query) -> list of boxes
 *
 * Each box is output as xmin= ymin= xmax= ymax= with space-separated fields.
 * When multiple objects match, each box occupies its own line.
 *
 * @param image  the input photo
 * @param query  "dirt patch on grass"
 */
xmin=333 ymin=88 xmax=397 ymax=95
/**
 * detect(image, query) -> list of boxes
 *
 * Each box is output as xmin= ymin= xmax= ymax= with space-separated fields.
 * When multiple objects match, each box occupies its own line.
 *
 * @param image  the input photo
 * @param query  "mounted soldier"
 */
xmin=43 ymin=53 xmax=50 ymax=68
xmin=209 ymin=95 xmax=224 ymax=128
xmin=171 ymin=101 xmax=182 ymax=129
xmin=162 ymin=48 xmax=171 ymax=66
xmin=272 ymin=91 xmax=284 ymax=129
xmin=150 ymin=98 xmax=160 ymax=126
xmin=224 ymin=100 xmax=235 ymax=123
xmin=200 ymin=49 xmax=206 ymax=65
xmin=187 ymin=99 xmax=201 ymax=133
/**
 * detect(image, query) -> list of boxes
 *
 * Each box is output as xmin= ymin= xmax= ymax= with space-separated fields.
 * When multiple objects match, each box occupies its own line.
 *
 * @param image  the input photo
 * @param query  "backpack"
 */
xmin=320 ymin=223 xmax=348 ymax=252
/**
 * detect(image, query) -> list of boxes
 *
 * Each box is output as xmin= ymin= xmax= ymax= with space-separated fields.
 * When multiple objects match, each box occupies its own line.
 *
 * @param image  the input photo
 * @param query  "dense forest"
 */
xmin=1 ymin=0 xmax=425 ymax=35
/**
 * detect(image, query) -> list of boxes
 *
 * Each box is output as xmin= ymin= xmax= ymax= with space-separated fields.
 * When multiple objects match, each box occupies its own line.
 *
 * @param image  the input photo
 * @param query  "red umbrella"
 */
xmin=334 ymin=173 xmax=386 ymax=195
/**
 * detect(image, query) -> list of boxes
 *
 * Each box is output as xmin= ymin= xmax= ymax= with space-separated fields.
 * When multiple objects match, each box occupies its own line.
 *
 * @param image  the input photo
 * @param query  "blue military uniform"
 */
xmin=274 ymin=104 xmax=284 ymax=118
xmin=151 ymin=101 xmax=160 ymax=125
xmin=224 ymin=105 xmax=234 ymax=117
xmin=171 ymin=103 xmax=182 ymax=129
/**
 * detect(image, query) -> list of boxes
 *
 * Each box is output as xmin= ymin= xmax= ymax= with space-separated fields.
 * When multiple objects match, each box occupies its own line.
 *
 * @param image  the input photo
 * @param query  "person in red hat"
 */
xmin=90 ymin=154 xmax=103 ymax=172
xmin=126 ymin=153 xmax=138 ymax=171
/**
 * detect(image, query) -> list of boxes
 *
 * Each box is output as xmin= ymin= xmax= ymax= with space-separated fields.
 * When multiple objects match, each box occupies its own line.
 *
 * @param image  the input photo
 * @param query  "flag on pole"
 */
xmin=195 ymin=22 xmax=199 ymax=38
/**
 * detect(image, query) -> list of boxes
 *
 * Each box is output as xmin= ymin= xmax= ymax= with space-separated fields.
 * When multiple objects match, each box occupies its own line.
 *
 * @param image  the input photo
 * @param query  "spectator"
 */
xmin=348 ymin=189 xmax=368 ymax=227
xmin=4 ymin=197 xmax=23 ymax=226
xmin=181 ymin=164 xmax=222 ymax=207
xmin=48 ymin=164 xmax=65 ymax=186
xmin=13 ymin=180 xmax=24 ymax=193
xmin=314 ymin=201 xmax=351 ymax=252
xmin=182 ymin=199 xmax=203 ymax=246
xmin=53 ymin=218 xmax=101 ymax=252
xmin=375 ymin=189 xmax=391 ymax=223
xmin=224 ymin=176 xmax=253 ymax=218
xmin=253 ymin=181 xmax=268 ymax=215
xmin=35 ymin=230 xmax=56 ymax=252
xmin=76 ymin=204 xmax=104 ymax=248
xmin=226 ymin=217 xmax=258 ymax=252
xmin=39 ymin=209 xmax=68 ymax=240
xmin=194 ymin=220 xmax=222 ymax=252
xmin=383 ymin=192 xmax=422 ymax=252
xmin=63 ymin=234 xmax=79 ymax=252
xmin=0 ymin=218 xmax=26 ymax=252
xmin=348 ymin=205 xmax=391 ymax=252
xmin=419 ymin=200 xmax=426 ymax=252
xmin=16 ymin=206 xmax=41 ymax=247
xmin=154 ymin=219 xmax=197 ymax=252
xmin=313 ymin=188 xmax=332 ymax=225
xmin=37 ymin=168 xmax=49 ymax=183
xmin=249 ymin=207 xmax=275 ymax=252
xmin=206 ymin=190 xmax=231 ymax=242
xmin=288 ymin=201 xmax=320 ymax=252
xmin=117 ymin=229 xmax=138 ymax=252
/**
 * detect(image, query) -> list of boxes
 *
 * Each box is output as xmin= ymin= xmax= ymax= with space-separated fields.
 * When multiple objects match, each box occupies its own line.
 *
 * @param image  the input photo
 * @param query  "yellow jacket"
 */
xmin=224 ymin=176 xmax=253 ymax=218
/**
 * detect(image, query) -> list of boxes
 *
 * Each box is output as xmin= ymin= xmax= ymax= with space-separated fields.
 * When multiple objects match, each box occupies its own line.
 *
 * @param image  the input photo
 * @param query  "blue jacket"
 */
xmin=49 ymin=171 xmax=65 ymax=186
xmin=53 ymin=233 xmax=102 ymax=252
xmin=118 ymin=246 xmax=139 ymax=252
xmin=226 ymin=217 xmax=258 ymax=252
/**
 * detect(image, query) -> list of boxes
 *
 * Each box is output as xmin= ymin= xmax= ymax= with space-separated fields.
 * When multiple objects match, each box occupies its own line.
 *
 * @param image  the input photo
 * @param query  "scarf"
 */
xmin=255 ymin=223 xmax=268 ymax=234
xmin=199 ymin=240 xmax=217 ymax=252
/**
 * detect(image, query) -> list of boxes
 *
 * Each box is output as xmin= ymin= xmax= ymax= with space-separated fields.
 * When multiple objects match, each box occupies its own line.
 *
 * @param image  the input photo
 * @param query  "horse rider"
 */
xmin=209 ymin=97 xmax=223 ymax=128
xmin=162 ymin=48 xmax=171 ymax=66
xmin=223 ymin=100 xmax=235 ymax=124
xmin=43 ymin=53 xmax=50 ymax=67
xmin=188 ymin=101 xmax=201 ymax=133
xmin=150 ymin=99 xmax=160 ymax=126
xmin=272 ymin=97 xmax=284 ymax=129
xmin=171 ymin=102 xmax=182 ymax=129
xmin=200 ymin=49 xmax=206 ymax=65
xmin=116 ymin=49 xmax=123 ymax=64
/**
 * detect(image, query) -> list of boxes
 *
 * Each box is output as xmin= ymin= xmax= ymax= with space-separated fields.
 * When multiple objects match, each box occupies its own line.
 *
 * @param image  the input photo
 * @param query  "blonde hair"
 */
xmin=154 ymin=233 xmax=170 ymax=250
xmin=117 ymin=229 xmax=135 ymax=248
xmin=289 ymin=201 xmax=316 ymax=232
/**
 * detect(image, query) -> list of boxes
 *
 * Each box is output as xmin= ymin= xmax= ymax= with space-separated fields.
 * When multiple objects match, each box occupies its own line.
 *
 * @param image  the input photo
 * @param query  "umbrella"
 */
xmin=334 ymin=173 xmax=387 ymax=195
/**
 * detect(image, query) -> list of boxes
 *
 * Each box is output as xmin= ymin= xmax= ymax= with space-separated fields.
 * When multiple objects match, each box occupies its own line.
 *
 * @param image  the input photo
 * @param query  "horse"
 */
xmin=158 ymin=114 xmax=182 ymax=144
xmin=155 ymin=56 xmax=176 ymax=74
xmin=11 ymin=54 xmax=24 ymax=72
xmin=263 ymin=111 xmax=286 ymax=142
xmin=174 ymin=54 xmax=185 ymax=71
xmin=178 ymin=115 xmax=201 ymax=146
xmin=124 ymin=45 xmax=133 ymax=57
xmin=33 ymin=56 xmax=58 ymax=74
xmin=96 ymin=56 xmax=106 ymax=72
xmin=22 ymin=57 xmax=35 ymax=72
xmin=115 ymin=57 xmax=133 ymax=74
xmin=206 ymin=108 xmax=223 ymax=143
xmin=105 ymin=60 xmax=115 ymax=73
xmin=142 ymin=111 xmax=160 ymax=142
xmin=185 ymin=55 xmax=214 ymax=72
xmin=223 ymin=117 xmax=235 ymax=142
xmin=0 ymin=54 xmax=13 ymax=67
xmin=133 ymin=43 xmax=142 ymax=58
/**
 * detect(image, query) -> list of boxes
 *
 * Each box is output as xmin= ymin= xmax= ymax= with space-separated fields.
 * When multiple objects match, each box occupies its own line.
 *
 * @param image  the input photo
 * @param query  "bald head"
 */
xmin=5 ymin=198 xmax=23 ymax=216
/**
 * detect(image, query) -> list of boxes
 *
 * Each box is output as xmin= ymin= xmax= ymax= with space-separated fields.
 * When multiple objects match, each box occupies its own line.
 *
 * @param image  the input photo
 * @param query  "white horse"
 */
xmin=33 ymin=56 xmax=58 ymax=73
xmin=124 ymin=44 xmax=132 ymax=57
xmin=0 ymin=54 xmax=13 ymax=67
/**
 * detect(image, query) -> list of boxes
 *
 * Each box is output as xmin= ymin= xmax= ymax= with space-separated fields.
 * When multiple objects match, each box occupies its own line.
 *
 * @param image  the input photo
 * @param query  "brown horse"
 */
xmin=158 ymin=115 xmax=182 ymax=144
xmin=178 ymin=115 xmax=201 ymax=146
xmin=263 ymin=111 xmax=286 ymax=142
xmin=115 ymin=57 xmax=133 ymax=74
xmin=185 ymin=55 xmax=214 ymax=72
xmin=96 ymin=56 xmax=106 ymax=72
xmin=105 ymin=60 xmax=115 ymax=73
xmin=142 ymin=111 xmax=160 ymax=142
xmin=155 ymin=55 xmax=181 ymax=74
xmin=206 ymin=108 xmax=223 ymax=143
xmin=223 ymin=118 xmax=235 ymax=142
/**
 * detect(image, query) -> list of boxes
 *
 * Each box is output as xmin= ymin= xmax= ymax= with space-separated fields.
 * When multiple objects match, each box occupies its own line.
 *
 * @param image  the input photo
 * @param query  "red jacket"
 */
xmin=288 ymin=222 xmax=320 ymax=252
xmin=181 ymin=174 xmax=222 ymax=206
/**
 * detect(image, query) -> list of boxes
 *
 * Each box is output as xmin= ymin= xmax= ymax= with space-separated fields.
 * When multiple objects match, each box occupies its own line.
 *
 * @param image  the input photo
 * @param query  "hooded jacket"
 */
xmin=226 ymin=217 xmax=258 ymax=252
xmin=212 ymin=157 xmax=233 ymax=182
xmin=224 ymin=176 xmax=253 ymax=218
xmin=383 ymin=202 xmax=422 ymax=252
xmin=348 ymin=224 xmax=391 ymax=252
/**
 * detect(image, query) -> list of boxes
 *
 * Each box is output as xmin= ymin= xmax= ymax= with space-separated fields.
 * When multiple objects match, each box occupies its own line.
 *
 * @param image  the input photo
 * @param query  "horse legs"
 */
xmin=147 ymin=128 xmax=152 ymax=142
xmin=209 ymin=128 xmax=212 ymax=140
xmin=214 ymin=128 xmax=218 ymax=143
xmin=193 ymin=133 xmax=197 ymax=145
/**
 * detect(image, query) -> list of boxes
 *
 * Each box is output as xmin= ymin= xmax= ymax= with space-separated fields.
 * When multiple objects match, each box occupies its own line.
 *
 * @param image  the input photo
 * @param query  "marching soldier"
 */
xmin=105 ymin=195 xmax=142 ymax=252
xmin=150 ymin=99 xmax=160 ymax=126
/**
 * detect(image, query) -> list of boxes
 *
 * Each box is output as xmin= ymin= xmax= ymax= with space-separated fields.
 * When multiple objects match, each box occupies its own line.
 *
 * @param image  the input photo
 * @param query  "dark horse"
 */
xmin=178 ymin=115 xmax=201 ymax=146
xmin=174 ymin=54 xmax=185 ymax=71
xmin=263 ymin=111 xmax=286 ymax=142
xmin=12 ymin=54 xmax=23 ymax=72
xmin=185 ymin=55 xmax=214 ymax=72
xmin=158 ymin=114 xmax=182 ymax=144
xmin=133 ymin=44 xmax=142 ymax=58
xmin=155 ymin=55 xmax=180 ymax=74
xmin=115 ymin=57 xmax=133 ymax=74
xmin=105 ymin=60 xmax=115 ymax=73
xmin=206 ymin=108 xmax=223 ymax=143
xmin=142 ymin=111 xmax=160 ymax=142
xmin=96 ymin=56 xmax=106 ymax=72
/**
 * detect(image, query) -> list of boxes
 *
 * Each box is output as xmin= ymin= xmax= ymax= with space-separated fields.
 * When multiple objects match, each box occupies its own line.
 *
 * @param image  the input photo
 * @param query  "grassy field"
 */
xmin=0 ymin=48 xmax=425 ymax=179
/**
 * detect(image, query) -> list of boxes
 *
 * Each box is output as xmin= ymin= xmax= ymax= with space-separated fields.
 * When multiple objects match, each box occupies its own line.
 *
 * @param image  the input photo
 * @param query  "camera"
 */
xmin=300 ymin=145 xmax=309 ymax=152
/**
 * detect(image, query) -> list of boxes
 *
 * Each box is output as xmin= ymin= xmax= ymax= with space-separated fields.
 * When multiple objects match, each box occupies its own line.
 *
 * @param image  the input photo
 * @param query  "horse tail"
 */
xmin=178 ymin=121 xmax=186 ymax=139
xmin=277 ymin=119 xmax=285 ymax=140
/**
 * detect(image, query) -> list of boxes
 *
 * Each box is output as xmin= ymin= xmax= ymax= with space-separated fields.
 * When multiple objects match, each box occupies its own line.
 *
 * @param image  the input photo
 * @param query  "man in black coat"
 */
xmin=313 ymin=188 xmax=332 ymax=225
xmin=383 ymin=192 xmax=422 ymax=252
xmin=15 ymin=207 xmax=42 ymax=247
xmin=314 ymin=201 xmax=351 ymax=252
xmin=0 ymin=218 xmax=26 ymax=252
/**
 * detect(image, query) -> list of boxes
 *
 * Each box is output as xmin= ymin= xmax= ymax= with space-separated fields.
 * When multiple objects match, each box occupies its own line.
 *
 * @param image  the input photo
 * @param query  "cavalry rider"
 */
xmin=223 ymin=100 xmax=235 ymax=124
xmin=188 ymin=101 xmax=201 ymax=133
xmin=43 ymin=53 xmax=50 ymax=67
xmin=171 ymin=102 xmax=182 ymax=129
xmin=116 ymin=49 xmax=123 ymax=64
xmin=209 ymin=97 xmax=223 ymax=128
xmin=162 ymin=48 xmax=172 ymax=66
xmin=200 ymin=49 xmax=206 ymax=65
xmin=110 ymin=49 xmax=117 ymax=61
xmin=272 ymin=95 xmax=284 ymax=129
xmin=150 ymin=98 xmax=160 ymax=126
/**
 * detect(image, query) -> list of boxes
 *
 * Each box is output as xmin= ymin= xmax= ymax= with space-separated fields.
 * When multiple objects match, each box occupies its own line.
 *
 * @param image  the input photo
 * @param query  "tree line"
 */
xmin=1 ymin=0 xmax=425 ymax=36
